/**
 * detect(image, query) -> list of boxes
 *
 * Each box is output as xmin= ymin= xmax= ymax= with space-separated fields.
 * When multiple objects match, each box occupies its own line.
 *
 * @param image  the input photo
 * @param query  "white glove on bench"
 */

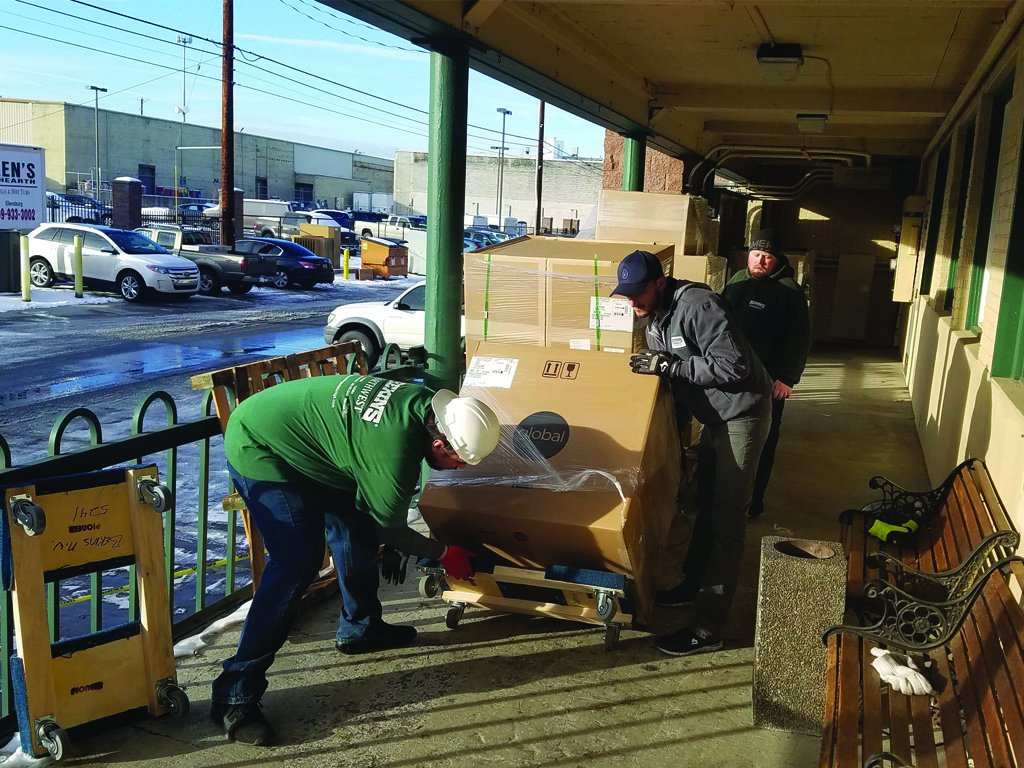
xmin=870 ymin=647 xmax=936 ymax=697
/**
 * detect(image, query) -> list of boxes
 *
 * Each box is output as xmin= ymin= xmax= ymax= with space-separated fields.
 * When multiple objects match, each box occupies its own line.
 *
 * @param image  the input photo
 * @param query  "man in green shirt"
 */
xmin=210 ymin=375 xmax=501 ymax=746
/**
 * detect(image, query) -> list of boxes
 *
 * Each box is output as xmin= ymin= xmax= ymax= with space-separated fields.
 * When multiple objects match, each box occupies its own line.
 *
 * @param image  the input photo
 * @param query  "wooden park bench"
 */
xmin=189 ymin=342 xmax=368 ymax=598
xmin=819 ymin=458 xmax=1024 ymax=767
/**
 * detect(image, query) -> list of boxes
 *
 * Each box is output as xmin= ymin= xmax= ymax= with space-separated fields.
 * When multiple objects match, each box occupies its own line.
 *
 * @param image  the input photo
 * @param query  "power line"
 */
xmin=276 ymin=0 xmax=423 ymax=54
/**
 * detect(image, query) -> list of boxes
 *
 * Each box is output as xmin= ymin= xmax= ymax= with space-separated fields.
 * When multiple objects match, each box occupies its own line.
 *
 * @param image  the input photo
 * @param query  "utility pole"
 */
xmin=87 ymin=85 xmax=106 ymax=195
xmin=221 ymin=0 xmax=235 ymax=245
xmin=140 ymin=98 xmax=148 ymax=116
xmin=535 ymin=101 xmax=545 ymax=234
xmin=175 ymin=34 xmax=192 ymax=217
xmin=495 ymin=107 xmax=511 ymax=223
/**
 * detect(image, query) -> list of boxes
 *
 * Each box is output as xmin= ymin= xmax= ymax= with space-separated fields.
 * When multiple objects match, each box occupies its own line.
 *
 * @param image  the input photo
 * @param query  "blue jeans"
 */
xmin=211 ymin=465 xmax=383 ymax=705
xmin=683 ymin=412 xmax=771 ymax=640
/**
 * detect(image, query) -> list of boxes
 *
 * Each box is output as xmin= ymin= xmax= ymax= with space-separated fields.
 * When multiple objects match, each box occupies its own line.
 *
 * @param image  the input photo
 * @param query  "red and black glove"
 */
xmin=439 ymin=545 xmax=475 ymax=580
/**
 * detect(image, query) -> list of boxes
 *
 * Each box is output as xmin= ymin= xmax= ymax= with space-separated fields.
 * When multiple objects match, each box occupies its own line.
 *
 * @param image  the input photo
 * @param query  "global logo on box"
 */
xmin=513 ymin=411 xmax=570 ymax=459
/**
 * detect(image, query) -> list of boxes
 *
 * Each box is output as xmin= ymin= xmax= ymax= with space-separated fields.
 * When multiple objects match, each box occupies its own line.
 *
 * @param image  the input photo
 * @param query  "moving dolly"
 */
xmin=417 ymin=559 xmax=632 ymax=650
xmin=1 ymin=465 xmax=187 ymax=760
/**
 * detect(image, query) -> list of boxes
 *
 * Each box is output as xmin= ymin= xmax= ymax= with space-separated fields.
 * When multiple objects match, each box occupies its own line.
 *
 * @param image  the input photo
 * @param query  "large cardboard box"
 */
xmin=465 ymin=237 xmax=673 ymax=356
xmin=596 ymin=189 xmax=706 ymax=256
xmin=418 ymin=343 xmax=682 ymax=627
xmin=297 ymin=224 xmax=340 ymax=266
xmin=675 ymin=254 xmax=728 ymax=293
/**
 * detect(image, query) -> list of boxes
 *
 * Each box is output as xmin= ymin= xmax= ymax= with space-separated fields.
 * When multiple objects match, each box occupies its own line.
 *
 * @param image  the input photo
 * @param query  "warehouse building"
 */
xmin=0 ymin=98 xmax=393 ymax=207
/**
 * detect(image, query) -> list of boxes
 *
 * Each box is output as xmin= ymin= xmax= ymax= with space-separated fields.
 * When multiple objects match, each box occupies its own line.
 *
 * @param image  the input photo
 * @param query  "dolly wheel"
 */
xmin=445 ymin=603 xmax=465 ymax=629
xmin=12 ymin=499 xmax=46 ymax=536
xmin=160 ymin=684 xmax=190 ymax=717
xmin=37 ymin=721 xmax=68 ymax=761
xmin=603 ymin=623 xmax=621 ymax=651
xmin=595 ymin=590 xmax=616 ymax=622
xmin=418 ymin=574 xmax=441 ymax=599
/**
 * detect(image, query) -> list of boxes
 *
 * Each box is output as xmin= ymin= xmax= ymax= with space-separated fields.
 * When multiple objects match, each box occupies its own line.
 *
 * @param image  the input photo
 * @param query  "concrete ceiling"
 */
xmin=322 ymin=1 xmax=1020 ymax=176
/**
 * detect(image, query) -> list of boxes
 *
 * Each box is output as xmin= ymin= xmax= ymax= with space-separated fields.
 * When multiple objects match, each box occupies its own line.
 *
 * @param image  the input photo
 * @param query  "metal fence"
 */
xmin=0 ymin=348 xmax=424 ymax=736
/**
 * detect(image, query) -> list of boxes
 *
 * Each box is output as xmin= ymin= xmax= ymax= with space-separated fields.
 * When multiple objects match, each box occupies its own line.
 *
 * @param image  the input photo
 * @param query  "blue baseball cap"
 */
xmin=611 ymin=250 xmax=664 ymax=297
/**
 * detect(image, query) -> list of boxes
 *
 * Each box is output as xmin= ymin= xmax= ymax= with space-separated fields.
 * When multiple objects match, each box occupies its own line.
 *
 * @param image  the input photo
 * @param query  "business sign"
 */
xmin=0 ymin=143 xmax=46 ymax=230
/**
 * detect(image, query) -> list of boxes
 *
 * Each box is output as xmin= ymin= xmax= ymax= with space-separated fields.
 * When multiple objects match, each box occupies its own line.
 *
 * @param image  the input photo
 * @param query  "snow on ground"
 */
xmin=173 ymin=601 xmax=251 ymax=659
xmin=0 ymin=257 xmax=422 ymax=315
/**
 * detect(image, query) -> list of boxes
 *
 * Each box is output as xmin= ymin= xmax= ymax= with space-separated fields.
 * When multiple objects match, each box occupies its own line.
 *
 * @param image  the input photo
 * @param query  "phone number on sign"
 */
xmin=0 ymin=208 xmax=37 ymax=221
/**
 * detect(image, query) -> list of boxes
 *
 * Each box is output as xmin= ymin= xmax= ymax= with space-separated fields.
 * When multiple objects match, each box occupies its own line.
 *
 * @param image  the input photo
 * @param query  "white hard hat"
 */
xmin=431 ymin=389 xmax=500 ymax=465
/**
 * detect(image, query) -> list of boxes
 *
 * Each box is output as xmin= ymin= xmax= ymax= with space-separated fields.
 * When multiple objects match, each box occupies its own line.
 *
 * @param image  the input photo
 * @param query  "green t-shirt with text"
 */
xmin=224 ymin=375 xmax=430 ymax=528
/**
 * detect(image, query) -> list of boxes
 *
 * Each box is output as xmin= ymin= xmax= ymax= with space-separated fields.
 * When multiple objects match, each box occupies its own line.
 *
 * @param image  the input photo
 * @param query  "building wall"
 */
xmin=602 ymin=132 xmax=685 ymax=192
xmin=902 ymin=33 xmax=1024 ymax=538
xmin=0 ymin=98 xmax=393 ymax=205
xmin=393 ymin=151 xmax=602 ymax=225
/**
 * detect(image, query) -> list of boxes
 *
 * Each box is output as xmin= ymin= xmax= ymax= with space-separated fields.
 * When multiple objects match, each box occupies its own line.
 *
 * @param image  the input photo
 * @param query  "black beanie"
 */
xmin=749 ymin=228 xmax=781 ymax=256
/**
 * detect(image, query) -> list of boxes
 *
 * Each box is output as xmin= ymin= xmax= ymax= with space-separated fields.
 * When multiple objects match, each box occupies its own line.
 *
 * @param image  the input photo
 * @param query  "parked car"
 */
xmin=134 ymin=225 xmax=276 ymax=295
xmin=463 ymin=237 xmax=483 ymax=252
xmin=178 ymin=202 xmax=215 ymax=225
xmin=203 ymin=198 xmax=294 ymax=233
xmin=311 ymin=209 xmax=356 ymax=229
xmin=27 ymin=223 xmax=199 ymax=301
xmin=323 ymin=280 xmax=464 ymax=368
xmin=46 ymin=192 xmax=112 ymax=225
xmin=233 ymin=237 xmax=335 ymax=289
xmin=251 ymin=211 xmax=359 ymax=249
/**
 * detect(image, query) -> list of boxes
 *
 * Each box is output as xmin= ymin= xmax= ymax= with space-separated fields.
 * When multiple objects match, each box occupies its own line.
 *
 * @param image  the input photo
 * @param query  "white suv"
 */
xmin=323 ymin=281 xmax=465 ymax=368
xmin=27 ymin=223 xmax=200 ymax=301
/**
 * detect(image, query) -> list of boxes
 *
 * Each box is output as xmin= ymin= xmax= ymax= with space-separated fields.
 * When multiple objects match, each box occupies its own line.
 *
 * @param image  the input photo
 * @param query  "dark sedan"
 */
xmin=234 ymin=237 xmax=335 ymax=289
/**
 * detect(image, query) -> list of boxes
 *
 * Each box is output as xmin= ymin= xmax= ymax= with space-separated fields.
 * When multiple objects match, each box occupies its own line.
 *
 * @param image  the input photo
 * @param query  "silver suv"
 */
xmin=27 ymin=223 xmax=200 ymax=301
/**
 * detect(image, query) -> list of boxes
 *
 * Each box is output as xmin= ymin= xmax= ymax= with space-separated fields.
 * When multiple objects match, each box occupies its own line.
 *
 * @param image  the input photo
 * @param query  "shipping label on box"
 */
xmin=463 ymin=356 xmax=519 ymax=389
xmin=589 ymin=296 xmax=638 ymax=332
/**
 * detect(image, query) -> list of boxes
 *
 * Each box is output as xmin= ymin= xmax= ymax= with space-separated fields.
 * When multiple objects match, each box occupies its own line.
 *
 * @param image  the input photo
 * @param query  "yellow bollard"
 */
xmin=343 ymin=248 xmax=350 ymax=280
xmin=20 ymin=235 xmax=30 ymax=302
xmin=74 ymin=235 xmax=84 ymax=298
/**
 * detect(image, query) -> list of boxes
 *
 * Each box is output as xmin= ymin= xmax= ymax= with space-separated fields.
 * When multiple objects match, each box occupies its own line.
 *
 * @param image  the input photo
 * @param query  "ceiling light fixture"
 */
xmin=757 ymin=43 xmax=804 ymax=82
xmin=796 ymin=113 xmax=829 ymax=133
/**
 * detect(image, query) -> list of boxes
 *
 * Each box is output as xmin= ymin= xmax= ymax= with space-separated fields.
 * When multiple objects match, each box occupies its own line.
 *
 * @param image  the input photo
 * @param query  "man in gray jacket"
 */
xmin=612 ymin=250 xmax=772 ymax=656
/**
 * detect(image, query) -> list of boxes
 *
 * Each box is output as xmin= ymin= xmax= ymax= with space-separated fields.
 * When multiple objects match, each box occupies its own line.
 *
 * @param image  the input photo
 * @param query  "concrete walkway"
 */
xmin=58 ymin=345 xmax=929 ymax=767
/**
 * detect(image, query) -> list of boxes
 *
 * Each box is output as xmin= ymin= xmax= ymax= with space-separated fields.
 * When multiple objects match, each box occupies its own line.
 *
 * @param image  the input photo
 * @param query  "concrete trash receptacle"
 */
xmin=753 ymin=536 xmax=846 ymax=735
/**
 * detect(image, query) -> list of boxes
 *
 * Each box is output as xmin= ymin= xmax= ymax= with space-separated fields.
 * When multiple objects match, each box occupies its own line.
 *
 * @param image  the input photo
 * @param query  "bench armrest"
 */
xmin=824 ymin=556 xmax=1024 ymax=652
xmin=865 ymin=752 xmax=913 ymax=768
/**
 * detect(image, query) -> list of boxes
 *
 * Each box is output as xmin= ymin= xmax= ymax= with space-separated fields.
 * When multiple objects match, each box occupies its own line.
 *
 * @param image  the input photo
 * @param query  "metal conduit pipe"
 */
xmin=704 ymin=143 xmax=872 ymax=167
xmin=749 ymin=177 xmax=832 ymax=202
xmin=744 ymin=169 xmax=834 ymax=195
xmin=713 ymin=150 xmax=855 ymax=168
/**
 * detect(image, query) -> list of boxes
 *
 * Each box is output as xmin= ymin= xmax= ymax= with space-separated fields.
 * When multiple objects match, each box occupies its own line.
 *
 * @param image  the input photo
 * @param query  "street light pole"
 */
xmin=175 ymin=34 xmax=192 ymax=219
xmin=495 ymin=107 xmax=511 ymax=224
xmin=87 ymin=85 xmax=106 ymax=196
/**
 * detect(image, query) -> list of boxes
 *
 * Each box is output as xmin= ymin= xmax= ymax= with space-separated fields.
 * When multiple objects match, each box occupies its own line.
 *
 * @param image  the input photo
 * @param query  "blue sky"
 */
xmin=1 ymin=0 xmax=607 ymax=160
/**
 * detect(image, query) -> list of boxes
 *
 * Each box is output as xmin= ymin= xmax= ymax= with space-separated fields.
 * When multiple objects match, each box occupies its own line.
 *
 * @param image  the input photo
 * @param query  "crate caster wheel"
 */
xmin=445 ymin=602 xmax=466 ymax=629
xmin=603 ymin=623 xmax=621 ymax=651
xmin=595 ymin=590 xmax=616 ymax=622
xmin=157 ymin=680 xmax=190 ymax=717
xmin=138 ymin=478 xmax=173 ymax=514
xmin=36 ymin=718 xmax=68 ymax=761
xmin=11 ymin=498 xmax=45 ymax=536
xmin=418 ymin=574 xmax=441 ymax=599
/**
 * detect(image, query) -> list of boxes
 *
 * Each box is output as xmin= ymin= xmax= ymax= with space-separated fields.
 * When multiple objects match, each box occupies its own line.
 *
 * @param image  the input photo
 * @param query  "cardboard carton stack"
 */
xmin=595 ymin=190 xmax=726 ymax=291
xmin=464 ymin=237 xmax=673 ymax=359
xmin=418 ymin=343 xmax=681 ymax=627
xmin=296 ymin=223 xmax=340 ymax=267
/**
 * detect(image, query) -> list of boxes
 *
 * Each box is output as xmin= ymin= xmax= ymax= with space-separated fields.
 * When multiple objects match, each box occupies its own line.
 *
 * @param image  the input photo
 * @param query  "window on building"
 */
xmin=991 ymin=99 xmax=1024 ymax=380
xmin=967 ymin=80 xmax=1015 ymax=330
xmin=945 ymin=124 xmax=976 ymax=312
xmin=294 ymin=183 xmax=313 ymax=206
xmin=256 ymin=177 xmax=268 ymax=199
xmin=919 ymin=143 xmax=951 ymax=295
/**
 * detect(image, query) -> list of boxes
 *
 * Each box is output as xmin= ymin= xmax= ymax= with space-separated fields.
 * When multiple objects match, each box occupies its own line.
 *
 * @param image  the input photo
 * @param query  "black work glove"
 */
xmin=630 ymin=349 xmax=675 ymax=376
xmin=380 ymin=545 xmax=410 ymax=585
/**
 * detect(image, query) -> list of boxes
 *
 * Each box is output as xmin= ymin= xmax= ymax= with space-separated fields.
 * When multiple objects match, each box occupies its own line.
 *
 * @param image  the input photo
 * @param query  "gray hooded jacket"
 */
xmin=645 ymin=277 xmax=773 ymax=425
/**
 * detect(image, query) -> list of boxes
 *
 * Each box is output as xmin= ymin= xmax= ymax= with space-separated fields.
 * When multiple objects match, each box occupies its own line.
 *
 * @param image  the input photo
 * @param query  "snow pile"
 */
xmin=173 ymin=600 xmax=251 ymax=659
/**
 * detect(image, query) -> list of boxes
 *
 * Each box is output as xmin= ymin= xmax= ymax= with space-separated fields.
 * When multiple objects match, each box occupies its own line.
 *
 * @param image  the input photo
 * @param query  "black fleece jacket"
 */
xmin=722 ymin=255 xmax=810 ymax=387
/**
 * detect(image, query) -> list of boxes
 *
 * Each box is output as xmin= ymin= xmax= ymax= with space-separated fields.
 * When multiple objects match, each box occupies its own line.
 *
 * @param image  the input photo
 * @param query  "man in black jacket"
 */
xmin=613 ymin=250 xmax=772 ymax=656
xmin=723 ymin=229 xmax=810 ymax=518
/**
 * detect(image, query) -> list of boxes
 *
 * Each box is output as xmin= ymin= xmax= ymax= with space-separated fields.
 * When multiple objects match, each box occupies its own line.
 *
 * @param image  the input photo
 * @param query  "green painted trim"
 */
xmin=992 ymin=117 xmax=1024 ymax=378
xmin=920 ymin=144 xmax=950 ymax=295
xmin=623 ymin=136 xmax=645 ymax=191
xmin=945 ymin=125 xmax=975 ymax=312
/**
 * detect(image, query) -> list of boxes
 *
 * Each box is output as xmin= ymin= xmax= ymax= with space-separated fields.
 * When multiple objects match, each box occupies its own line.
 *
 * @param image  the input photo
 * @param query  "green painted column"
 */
xmin=425 ymin=45 xmax=469 ymax=393
xmin=623 ymin=134 xmax=646 ymax=191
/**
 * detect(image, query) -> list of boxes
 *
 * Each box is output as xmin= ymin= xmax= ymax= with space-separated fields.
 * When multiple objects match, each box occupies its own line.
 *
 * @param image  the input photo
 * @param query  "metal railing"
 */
xmin=0 ymin=344 xmax=425 ymax=734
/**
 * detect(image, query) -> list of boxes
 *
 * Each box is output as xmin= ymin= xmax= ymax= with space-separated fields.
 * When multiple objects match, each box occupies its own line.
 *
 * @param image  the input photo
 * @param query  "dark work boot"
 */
xmin=210 ymin=701 xmax=276 ymax=745
xmin=335 ymin=622 xmax=417 ymax=655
